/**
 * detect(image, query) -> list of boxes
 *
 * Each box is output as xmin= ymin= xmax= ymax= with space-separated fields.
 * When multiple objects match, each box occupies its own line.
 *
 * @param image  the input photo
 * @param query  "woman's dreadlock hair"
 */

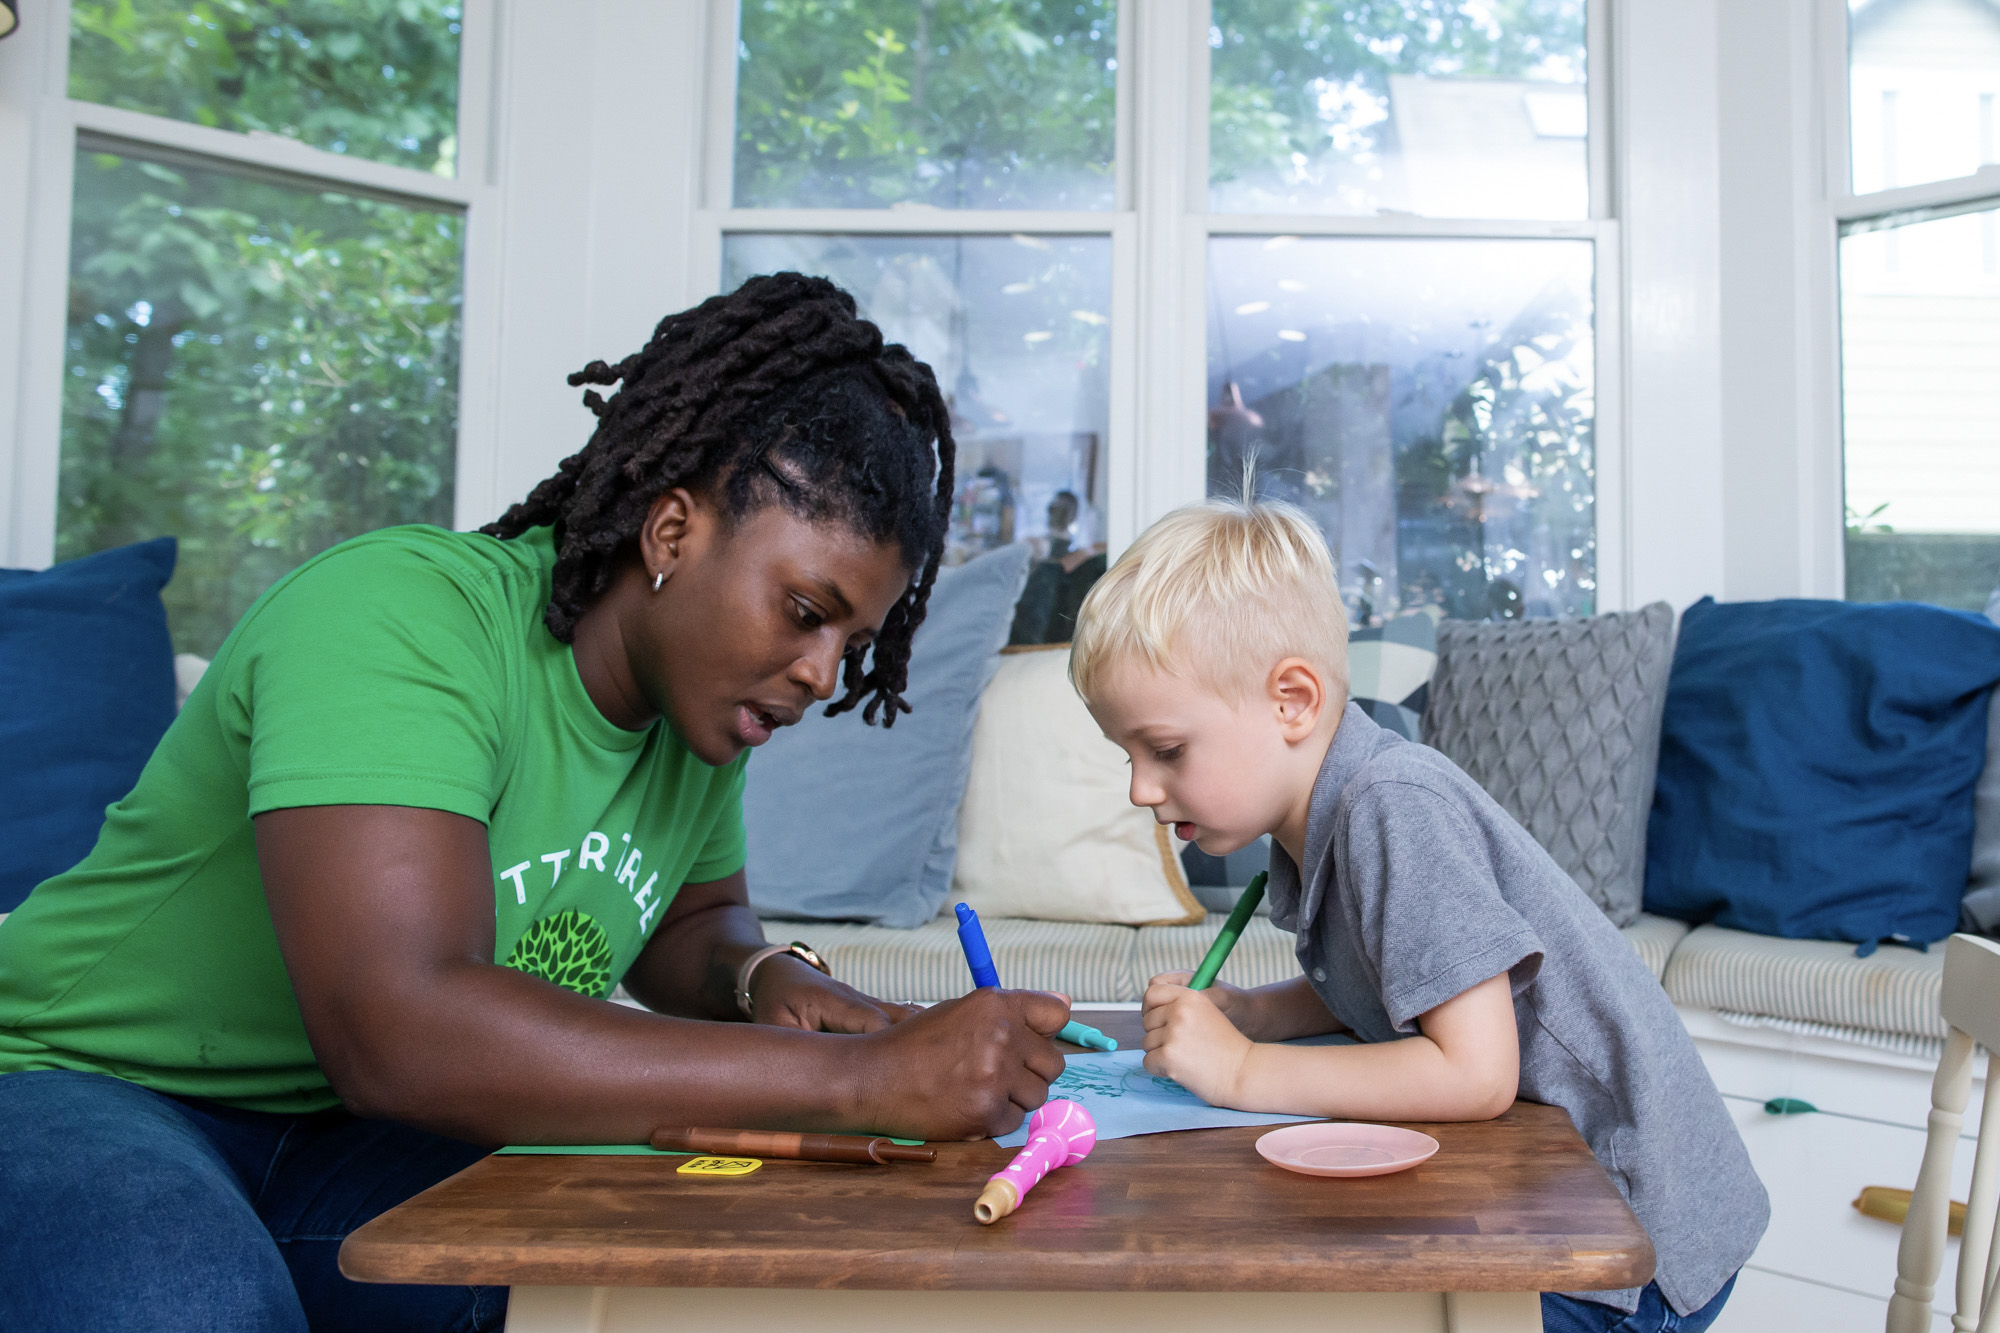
xmin=481 ymin=272 xmax=955 ymax=727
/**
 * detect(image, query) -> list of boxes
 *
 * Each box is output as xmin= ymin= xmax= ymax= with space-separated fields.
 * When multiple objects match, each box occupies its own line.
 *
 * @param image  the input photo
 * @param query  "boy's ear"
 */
xmin=1267 ymin=657 xmax=1327 ymax=742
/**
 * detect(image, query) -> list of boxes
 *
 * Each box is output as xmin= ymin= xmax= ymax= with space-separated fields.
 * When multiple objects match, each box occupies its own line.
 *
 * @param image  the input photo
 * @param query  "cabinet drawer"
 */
xmin=1693 ymin=1029 xmax=1966 ymax=1132
xmin=1725 ymin=1094 xmax=1975 ymax=1310
xmin=1710 ymin=1265 xmax=1951 ymax=1333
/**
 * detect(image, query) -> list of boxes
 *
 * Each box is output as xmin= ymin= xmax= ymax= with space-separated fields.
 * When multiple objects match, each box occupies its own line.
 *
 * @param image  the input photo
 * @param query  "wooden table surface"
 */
xmin=339 ymin=1010 xmax=1654 ymax=1296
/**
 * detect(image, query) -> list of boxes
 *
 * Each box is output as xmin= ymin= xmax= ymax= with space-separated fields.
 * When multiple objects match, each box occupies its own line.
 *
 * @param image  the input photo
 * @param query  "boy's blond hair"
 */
xmin=1070 ymin=496 xmax=1349 ymax=705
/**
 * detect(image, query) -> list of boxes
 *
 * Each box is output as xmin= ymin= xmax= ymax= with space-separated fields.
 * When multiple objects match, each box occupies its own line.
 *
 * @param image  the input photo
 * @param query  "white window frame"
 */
xmin=0 ymin=0 xmax=505 ymax=568
xmin=1809 ymin=0 xmax=2000 ymax=598
xmin=688 ymin=0 xmax=1629 ymax=606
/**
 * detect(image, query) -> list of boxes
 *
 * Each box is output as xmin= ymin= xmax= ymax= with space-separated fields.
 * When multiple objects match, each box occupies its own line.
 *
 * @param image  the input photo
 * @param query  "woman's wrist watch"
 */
xmin=734 ymin=941 xmax=832 ymax=1019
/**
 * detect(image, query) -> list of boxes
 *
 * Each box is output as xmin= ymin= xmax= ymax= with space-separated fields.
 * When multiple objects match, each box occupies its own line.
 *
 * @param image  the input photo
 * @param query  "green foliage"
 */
xmin=734 ymin=0 xmax=1116 ymax=208
xmin=1210 ymin=0 xmax=1585 ymax=191
xmin=506 ymin=910 xmax=615 ymax=999
xmin=59 ymin=152 xmax=461 ymax=655
xmin=69 ymin=0 xmax=462 ymax=173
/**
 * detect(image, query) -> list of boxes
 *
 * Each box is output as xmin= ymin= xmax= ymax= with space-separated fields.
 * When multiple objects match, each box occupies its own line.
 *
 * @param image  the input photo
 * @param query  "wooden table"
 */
xmin=340 ymin=1011 xmax=1654 ymax=1333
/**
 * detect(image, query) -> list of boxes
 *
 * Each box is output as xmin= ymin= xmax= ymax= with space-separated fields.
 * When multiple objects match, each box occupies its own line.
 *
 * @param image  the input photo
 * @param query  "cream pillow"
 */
xmin=949 ymin=645 xmax=1205 ymax=926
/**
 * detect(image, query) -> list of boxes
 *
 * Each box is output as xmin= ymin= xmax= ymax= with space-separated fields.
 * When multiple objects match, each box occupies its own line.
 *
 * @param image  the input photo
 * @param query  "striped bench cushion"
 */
xmin=1129 ymin=914 xmax=1302 ymax=992
xmin=795 ymin=910 xmax=1688 ymax=1005
xmin=1622 ymin=912 xmax=1690 ymax=981
xmin=802 ymin=916 xmax=1138 ymax=1004
xmin=1661 ymin=923 xmax=1946 ymax=1040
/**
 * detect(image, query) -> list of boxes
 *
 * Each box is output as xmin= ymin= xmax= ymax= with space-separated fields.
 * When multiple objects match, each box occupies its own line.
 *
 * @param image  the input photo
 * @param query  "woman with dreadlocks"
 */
xmin=0 ymin=274 xmax=1069 ymax=1333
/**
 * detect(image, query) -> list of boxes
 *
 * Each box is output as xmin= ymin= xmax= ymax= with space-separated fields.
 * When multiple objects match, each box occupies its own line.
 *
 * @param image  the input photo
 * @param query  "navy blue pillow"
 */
xmin=0 ymin=538 xmax=178 ymax=911
xmin=1644 ymin=596 xmax=2000 ymax=945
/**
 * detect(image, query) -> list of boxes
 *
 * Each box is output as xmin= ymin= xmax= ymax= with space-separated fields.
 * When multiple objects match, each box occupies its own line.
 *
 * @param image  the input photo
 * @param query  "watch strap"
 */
xmin=734 ymin=941 xmax=832 ymax=1020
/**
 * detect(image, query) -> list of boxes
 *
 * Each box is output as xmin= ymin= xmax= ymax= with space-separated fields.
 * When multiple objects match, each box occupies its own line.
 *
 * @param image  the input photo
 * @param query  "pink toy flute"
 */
xmin=974 ymin=1099 xmax=1097 ymax=1224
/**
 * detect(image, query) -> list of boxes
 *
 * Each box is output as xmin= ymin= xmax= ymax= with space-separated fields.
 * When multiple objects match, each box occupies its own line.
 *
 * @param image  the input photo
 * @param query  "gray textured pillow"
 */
xmin=1421 ymin=602 xmax=1676 ymax=926
xmin=743 ymin=543 xmax=1032 ymax=927
xmin=1960 ymin=589 xmax=2000 ymax=934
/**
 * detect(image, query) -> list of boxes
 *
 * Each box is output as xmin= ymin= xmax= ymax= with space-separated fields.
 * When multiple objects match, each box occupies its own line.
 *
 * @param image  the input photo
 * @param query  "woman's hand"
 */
xmin=749 ymin=956 xmax=917 ymax=1033
xmin=1139 ymin=978 xmax=1256 ymax=1108
xmin=853 ymin=988 xmax=1071 ymax=1141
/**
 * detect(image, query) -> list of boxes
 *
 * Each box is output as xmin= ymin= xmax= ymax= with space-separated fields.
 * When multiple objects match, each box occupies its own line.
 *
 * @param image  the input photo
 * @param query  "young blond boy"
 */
xmin=1070 ymin=498 xmax=1765 ymax=1333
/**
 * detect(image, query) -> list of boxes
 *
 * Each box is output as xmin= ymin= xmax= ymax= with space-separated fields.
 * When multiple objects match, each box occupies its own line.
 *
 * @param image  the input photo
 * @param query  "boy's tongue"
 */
xmin=1173 ymin=821 xmax=1196 ymax=841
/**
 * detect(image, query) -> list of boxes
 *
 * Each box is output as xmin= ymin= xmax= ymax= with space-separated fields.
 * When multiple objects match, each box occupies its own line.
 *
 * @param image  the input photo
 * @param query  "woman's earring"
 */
xmin=651 ymin=571 xmax=665 ymax=593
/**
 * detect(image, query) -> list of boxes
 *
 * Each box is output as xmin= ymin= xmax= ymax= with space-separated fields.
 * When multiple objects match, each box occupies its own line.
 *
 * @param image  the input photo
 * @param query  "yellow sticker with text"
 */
xmin=675 ymin=1156 xmax=762 ymax=1177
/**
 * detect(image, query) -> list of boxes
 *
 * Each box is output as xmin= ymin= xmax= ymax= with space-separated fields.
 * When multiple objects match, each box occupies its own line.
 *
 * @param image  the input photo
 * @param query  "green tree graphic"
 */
xmin=505 ymin=910 xmax=614 ymax=999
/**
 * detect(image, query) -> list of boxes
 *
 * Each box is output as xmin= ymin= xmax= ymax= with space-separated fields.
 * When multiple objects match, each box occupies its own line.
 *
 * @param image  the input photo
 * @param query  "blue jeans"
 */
xmin=1543 ymin=1274 xmax=1738 ymax=1333
xmin=0 ymin=1069 xmax=505 ymax=1332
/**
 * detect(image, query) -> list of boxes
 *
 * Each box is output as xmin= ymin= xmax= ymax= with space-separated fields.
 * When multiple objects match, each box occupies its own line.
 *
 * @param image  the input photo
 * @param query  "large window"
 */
xmin=25 ymin=1 xmax=485 ymax=654
xmin=707 ymin=0 xmax=1612 ymax=631
xmin=13 ymin=0 xmax=1611 ymax=646
xmin=1838 ymin=0 xmax=2000 ymax=610
xmin=1204 ymin=0 xmax=1601 ymax=624
xmin=709 ymin=0 xmax=1122 ymax=643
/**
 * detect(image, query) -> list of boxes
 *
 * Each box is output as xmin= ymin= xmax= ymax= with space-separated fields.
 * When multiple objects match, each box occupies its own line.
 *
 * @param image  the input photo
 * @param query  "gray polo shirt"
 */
xmin=1266 ymin=704 xmax=1768 ymax=1315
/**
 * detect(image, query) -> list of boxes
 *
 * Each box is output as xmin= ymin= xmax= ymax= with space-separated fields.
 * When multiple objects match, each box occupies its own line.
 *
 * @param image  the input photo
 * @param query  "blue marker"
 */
xmin=953 ymin=903 xmax=1117 ymax=1052
xmin=955 ymin=903 xmax=1002 ymax=989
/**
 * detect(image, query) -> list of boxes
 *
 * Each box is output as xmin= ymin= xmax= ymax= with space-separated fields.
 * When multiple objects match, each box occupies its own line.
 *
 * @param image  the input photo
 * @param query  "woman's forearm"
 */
xmin=326 ymin=960 xmax=869 ymax=1143
xmin=259 ymin=806 xmax=1068 ymax=1148
xmin=619 ymin=898 xmax=770 ymax=1020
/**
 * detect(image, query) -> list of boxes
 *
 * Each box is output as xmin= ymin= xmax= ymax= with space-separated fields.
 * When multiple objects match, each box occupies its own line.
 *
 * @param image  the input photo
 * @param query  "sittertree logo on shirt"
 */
xmin=496 ymin=830 xmax=668 ymax=932
xmin=506 ymin=909 xmax=615 ymax=998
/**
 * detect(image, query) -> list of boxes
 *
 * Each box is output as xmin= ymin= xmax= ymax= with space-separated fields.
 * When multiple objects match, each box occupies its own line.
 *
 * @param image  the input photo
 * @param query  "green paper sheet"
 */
xmin=495 ymin=1136 xmax=925 ymax=1156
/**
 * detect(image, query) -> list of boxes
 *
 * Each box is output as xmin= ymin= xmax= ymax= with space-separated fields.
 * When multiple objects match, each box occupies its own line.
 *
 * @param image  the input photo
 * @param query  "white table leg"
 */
xmin=503 ymin=1285 xmax=1544 ymax=1333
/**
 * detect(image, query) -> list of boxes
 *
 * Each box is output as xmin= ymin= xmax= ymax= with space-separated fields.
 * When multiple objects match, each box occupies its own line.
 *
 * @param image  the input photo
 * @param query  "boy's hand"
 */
xmin=1140 ymin=979 xmax=1255 ymax=1108
xmin=1146 ymin=970 xmax=1260 ymax=1037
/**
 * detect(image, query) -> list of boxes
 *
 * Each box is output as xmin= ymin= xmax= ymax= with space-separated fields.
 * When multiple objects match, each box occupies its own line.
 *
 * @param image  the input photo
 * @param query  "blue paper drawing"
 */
xmin=995 ymin=1049 xmax=1319 ymax=1147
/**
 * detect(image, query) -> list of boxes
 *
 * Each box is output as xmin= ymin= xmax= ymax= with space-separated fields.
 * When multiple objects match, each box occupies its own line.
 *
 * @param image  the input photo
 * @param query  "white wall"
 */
xmin=468 ymin=0 xmax=712 ymax=531
xmin=1715 ymin=0 xmax=1845 ymax=602
xmin=1616 ymin=0 xmax=1730 ymax=613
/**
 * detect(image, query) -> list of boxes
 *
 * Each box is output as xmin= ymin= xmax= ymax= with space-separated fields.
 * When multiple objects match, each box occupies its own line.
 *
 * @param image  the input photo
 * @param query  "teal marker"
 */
xmin=1189 ymin=871 xmax=1267 ymax=991
xmin=1056 ymin=1019 xmax=1118 ymax=1051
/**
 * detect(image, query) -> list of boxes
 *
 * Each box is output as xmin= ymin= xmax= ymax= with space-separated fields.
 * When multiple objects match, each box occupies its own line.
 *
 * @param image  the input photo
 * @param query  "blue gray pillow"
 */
xmin=1348 ymin=608 xmax=1439 ymax=740
xmin=1645 ymin=596 xmax=2000 ymax=947
xmin=1 ymin=538 xmax=179 ymax=911
xmin=743 ymin=543 xmax=1032 ymax=926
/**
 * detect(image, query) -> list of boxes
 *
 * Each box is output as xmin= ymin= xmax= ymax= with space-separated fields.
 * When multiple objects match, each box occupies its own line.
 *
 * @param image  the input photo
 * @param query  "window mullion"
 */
xmin=1126 ymin=0 xmax=1209 ymax=552
xmin=702 ymin=0 xmax=738 ymax=210
xmin=7 ymin=0 xmax=79 ymax=566
xmin=455 ymin=0 xmax=498 ymax=188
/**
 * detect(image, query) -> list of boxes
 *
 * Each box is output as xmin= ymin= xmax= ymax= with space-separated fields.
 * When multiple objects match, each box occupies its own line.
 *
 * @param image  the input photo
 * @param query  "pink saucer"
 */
xmin=1255 ymin=1123 xmax=1440 ymax=1178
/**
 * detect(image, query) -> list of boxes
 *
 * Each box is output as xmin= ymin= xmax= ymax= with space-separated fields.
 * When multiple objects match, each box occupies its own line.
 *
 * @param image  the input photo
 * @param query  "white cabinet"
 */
xmin=1682 ymin=1008 xmax=1983 ymax=1333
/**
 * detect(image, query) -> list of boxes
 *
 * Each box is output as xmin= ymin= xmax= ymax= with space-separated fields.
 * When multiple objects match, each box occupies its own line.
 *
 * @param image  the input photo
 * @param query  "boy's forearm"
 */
xmin=1229 ymin=1035 xmax=1517 ymax=1122
xmin=1244 ymin=976 xmax=1348 ymax=1042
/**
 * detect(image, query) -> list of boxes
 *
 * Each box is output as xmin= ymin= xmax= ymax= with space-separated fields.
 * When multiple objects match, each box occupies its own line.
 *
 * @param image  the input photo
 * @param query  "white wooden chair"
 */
xmin=1890 ymin=933 xmax=2000 ymax=1333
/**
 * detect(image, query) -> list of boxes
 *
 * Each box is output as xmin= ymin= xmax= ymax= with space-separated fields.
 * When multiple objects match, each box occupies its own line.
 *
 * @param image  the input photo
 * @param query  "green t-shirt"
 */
xmin=0 ymin=525 xmax=748 ymax=1113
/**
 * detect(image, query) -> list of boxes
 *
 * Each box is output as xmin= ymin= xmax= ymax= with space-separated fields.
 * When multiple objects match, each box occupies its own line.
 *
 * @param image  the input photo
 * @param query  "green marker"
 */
xmin=1189 ymin=870 xmax=1267 ymax=991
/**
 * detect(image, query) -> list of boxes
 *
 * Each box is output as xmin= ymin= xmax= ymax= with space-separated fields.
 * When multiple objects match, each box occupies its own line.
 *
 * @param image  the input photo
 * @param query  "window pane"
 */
xmin=1209 ymin=0 xmax=1588 ymax=220
xmin=1208 ymin=236 xmax=1595 ymax=622
xmin=1842 ymin=203 xmax=2000 ymax=609
xmin=69 ymin=1 xmax=462 ymax=175
xmin=733 ymin=1 xmax=1117 ymax=210
xmin=1848 ymin=0 xmax=2000 ymax=196
xmin=724 ymin=234 xmax=1111 ymax=638
xmin=59 ymin=152 xmax=463 ymax=655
